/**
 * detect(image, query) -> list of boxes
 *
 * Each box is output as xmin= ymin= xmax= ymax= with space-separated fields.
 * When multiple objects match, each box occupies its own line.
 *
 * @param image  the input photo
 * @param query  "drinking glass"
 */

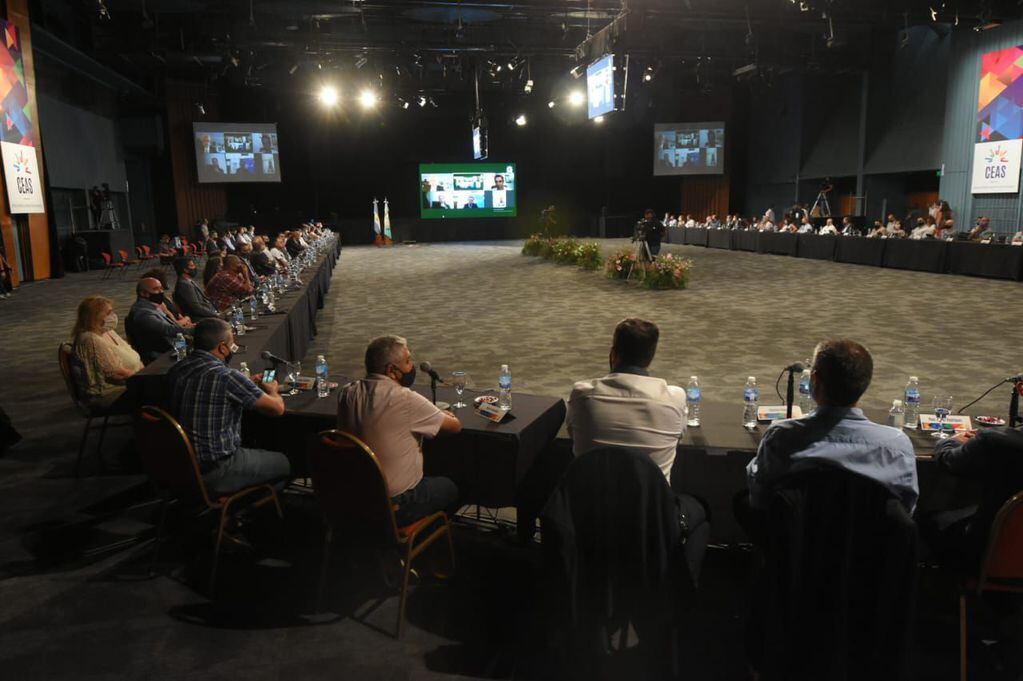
xmin=931 ymin=394 xmax=954 ymax=439
xmin=452 ymin=370 xmax=467 ymax=409
xmin=285 ymin=361 xmax=302 ymax=396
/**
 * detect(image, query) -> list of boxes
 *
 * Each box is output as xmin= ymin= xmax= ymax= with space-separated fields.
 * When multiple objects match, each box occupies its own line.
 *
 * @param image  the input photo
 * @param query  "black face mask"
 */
xmin=397 ymin=365 xmax=416 ymax=388
xmin=186 ymin=267 xmax=197 ymax=278
xmin=148 ymin=292 xmax=165 ymax=305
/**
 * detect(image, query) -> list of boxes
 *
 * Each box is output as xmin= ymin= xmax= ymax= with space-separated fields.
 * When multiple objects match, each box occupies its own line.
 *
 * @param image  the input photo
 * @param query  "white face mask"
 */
xmin=103 ymin=313 xmax=117 ymax=330
xmin=229 ymin=343 xmax=239 ymax=354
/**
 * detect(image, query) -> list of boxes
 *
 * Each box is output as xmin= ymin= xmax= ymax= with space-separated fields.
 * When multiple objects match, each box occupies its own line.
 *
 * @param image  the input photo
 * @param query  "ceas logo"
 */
xmin=12 ymin=149 xmax=31 ymax=174
xmin=984 ymin=144 xmax=1011 ymax=180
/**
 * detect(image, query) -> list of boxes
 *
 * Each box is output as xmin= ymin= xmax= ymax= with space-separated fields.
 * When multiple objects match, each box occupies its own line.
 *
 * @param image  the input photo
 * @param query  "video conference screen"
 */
xmin=193 ymin=122 xmax=282 ymax=183
xmin=419 ymin=163 xmax=517 ymax=219
xmin=653 ymin=122 xmax=725 ymax=176
xmin=587 ymin=54 xmax=615 ymax=120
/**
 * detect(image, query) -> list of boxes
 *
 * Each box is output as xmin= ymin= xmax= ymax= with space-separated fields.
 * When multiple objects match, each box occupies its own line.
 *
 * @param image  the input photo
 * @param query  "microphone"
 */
xmin=784 ymin=362 xmax=804 ymax=419
xmin=1005 ymin=373 xmax=1023 ymax=384
xmin=785 ymin=362 xmax=805 ymax=373
xmin=419 ymin=361 xmax=443 ymax=383
xmin=260 ymin=350 xmax=294 ymax=367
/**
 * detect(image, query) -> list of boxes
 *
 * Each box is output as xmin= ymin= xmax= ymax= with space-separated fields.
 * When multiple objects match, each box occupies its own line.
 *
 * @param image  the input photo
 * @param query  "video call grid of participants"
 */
xmin=196 ymin=131 xmax=280 ymax=180
xmin=420 ymin=168 xmax=516 ymax=210
xmin=655 ymin=127 xmax=724 ymax=169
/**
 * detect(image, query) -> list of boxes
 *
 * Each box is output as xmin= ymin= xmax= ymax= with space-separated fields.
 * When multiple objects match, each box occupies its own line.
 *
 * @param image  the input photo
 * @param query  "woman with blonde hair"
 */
xmin=71 ymin=295 xmax=143 ymax=408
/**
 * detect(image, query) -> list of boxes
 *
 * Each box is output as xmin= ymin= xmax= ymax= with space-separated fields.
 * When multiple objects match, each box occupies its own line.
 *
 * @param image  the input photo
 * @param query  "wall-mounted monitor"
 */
xmin=587 ymin=54 xmax=616 ymax=120
xmin=419 ymin=163 xmax=517 ymax=219
xmin=653 ymin=122 xmax=725 ymax=175
xmin=193 ymin=122 xmax=282 ymax=183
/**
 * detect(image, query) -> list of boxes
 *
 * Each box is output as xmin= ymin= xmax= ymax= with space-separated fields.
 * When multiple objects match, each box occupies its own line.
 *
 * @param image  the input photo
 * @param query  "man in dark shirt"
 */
xmin=927 ymin=407 xmax=1023 ymax=572
xmin=173 ymin=257 xmax=219 ymax=320
xmin=250 ymin=238 xmax=277 ymax=277
xmin=636 ymin=208 xmax=665 ymax=258
xmin=125 ymin=277 xmax=194 ymax=364
xmin=167 ymin=318 xmax=290 ymax=494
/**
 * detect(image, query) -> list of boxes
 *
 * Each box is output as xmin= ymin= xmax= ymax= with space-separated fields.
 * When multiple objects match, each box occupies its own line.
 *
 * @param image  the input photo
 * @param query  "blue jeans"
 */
xmin=202 ymin=447 xmax=291 ymax=496
xmin=392 ymin=476 xmax=459 ymax=527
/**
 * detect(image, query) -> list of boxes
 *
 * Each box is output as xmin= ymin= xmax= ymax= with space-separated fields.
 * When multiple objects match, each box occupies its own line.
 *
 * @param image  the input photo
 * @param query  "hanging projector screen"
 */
xmin=419 ymin=163 xmax=517 ymax=219
xmin=587 ymin=54 xmax=615 ymax=120
xmin=193 ymin=122 xmax=282 ymax=183
xmin=653 ymin=122 xmax=725 ymax=175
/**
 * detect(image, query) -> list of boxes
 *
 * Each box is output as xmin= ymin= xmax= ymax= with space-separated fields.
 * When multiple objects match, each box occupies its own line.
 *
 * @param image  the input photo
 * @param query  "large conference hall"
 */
xmin=2 ymin=1 xmax=1023 ymax=680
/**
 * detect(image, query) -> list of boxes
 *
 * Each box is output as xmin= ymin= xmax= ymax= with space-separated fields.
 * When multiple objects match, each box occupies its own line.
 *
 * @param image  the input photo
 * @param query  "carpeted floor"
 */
xmin=0 ymin=238 xmax=1019 ymax=681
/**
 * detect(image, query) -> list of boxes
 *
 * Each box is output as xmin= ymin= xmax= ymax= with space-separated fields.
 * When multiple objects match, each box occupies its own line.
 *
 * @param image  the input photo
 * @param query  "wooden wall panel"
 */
xmin=679 ymin=175 xmax=730 ymax=219
xmin=165 ymin=80 xmax=226 ymax=234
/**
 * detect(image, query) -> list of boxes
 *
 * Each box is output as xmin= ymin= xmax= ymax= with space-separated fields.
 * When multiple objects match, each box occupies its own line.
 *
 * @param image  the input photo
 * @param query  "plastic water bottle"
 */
xmin=743 ymin=376 xmax=759 ymax=429
xmin=316 ymin=354 xmax=329 ymax=398
xmin=686 ymin=376 xmax=701 ymax=427
xmin=249 ymin=295 xmax=259 ymax=320
xmin=233 ymin=307 xmax=246 ymax=336
xmin=887 ymin=399 xmax=906 ymax=429
xmin=498 ymin=364 xmax=512 ymax=411
xmin=798 ymin=369 xmax=814 ymax=414
xmin=238 ymin=362 xmax=251 ymax=379
xmin=904 ymin=376 xmax=921 ymax=429
xmin=173 ymin=332 xmax=188 ymax=360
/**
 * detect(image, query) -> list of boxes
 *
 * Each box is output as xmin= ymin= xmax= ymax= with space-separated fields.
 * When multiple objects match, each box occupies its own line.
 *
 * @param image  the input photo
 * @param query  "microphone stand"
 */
xmin=430 ymin=375 xmax=438 ymax=405
xmin=1011 ymin=385 xmax=1020 ymax=428
xmin=785 ymin=368 xmax=797 ymax=419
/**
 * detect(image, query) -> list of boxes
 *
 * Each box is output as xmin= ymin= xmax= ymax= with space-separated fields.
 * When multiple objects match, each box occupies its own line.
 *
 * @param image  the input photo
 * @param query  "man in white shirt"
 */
xmin=819 ymin=218 xmax=838 ymax=235
xmin=268 ymin=233 xmax=291 ymax=269
xmin=337 ymin=335 xmax=463 ymax=525
xmin=910 ymin=218 xmax=935 ymax=240
xmin=567 ymin=318 xmax=709 ymax=582
xmin=236 ymin=226 xmax=253 ymax=246
xmin=798 ymin=216 xmax=815 ymax=233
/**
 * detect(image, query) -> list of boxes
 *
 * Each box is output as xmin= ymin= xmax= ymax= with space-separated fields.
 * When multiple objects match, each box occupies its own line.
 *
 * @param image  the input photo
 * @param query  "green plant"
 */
xmin=605 ymin=249 xmax=640 ymax=280
xmin=537 ymin=237 xmax=556 ymax=260
xmin=521 ymin=233 xmax=545 ymax=256
xmin=551 ymin=238 xmax=580 ymax=264
xmin=575 ymin=242 xmax=603 ymax=270
xmin=640 ymin=253 xmax=693 ymax=289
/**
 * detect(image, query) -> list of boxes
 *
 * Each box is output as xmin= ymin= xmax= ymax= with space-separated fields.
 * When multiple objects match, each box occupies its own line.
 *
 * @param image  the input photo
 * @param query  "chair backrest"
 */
xmin=133 ymin=406 xmax=215 ymax=508
xmin=979 ymin=490 xmax=1023 ymax=590
xmin=760 ymin=468 xmax=918 ymax=679
xmin=58 ymin=342 xmax=90 ymax=415
xmin=135 ymin=246 xmax=145 ymax=258
xmin=101 ymin=252 xmax=113 ymax=265
xmin=142 ymin=245 xmax=152 ymax=256
xmin=307 ymin=430 xmax=401 ymax=548
xmin=118 ymin=249 xmax=130 ymax=261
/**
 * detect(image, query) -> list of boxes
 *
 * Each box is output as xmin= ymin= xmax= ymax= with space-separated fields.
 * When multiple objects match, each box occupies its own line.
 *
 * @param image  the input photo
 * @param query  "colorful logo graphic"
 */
xmin=985 ymin=145 xmax=1011 ymax=164
xmin=12 ymin=148 xmax=31 ymax=174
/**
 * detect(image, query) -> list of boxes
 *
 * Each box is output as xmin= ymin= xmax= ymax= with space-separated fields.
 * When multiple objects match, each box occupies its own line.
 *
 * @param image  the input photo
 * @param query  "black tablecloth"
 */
xmin=664 ymin=227 xmax=685 ymax=245
xmin=947 ymin=242 xmax=1023 ymax=280
xmin=734 ymin=230 xmax=759 ymax=252
xmin=835 ymin=236 xmax=886 ymax=267
xmin=249 ymin=379 xmax=566 ymax=539
xmin=883 ymin=238 xmax=948 ymax=273
xmin=758 ymin=232 xmax=798 ymax=256
xmin=684 ymin=228 xmax=709 ymax=246
xmin=797 ymin=234 xmax=837 ymax=260
xmin=707 ymin=229 xmax=733 ymax=250
xmin=130 ymin=239 xmax=342 ymax=405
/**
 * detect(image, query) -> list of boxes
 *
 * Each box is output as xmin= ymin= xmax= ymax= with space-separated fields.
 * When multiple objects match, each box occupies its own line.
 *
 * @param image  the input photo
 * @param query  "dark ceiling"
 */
xmin=29 ymin=0 xmax=1023 ymax=98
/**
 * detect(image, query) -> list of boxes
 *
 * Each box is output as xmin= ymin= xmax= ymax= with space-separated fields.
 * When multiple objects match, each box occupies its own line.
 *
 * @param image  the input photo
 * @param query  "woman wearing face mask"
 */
xmin=71 ymin=296 xmax=143 ymax=408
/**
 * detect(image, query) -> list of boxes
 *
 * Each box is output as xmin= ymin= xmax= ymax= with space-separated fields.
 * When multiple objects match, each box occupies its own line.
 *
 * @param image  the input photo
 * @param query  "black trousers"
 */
xmin=677 ymin=492 xmax=710 ymax=586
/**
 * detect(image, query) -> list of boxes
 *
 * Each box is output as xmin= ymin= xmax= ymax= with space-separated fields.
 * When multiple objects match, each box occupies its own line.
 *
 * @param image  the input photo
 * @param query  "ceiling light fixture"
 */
xmin=318 ymin=85 xmax=340 ymax=107
xmin=358 ymin=89 xmax=379 ymax=109
xmin=568 ymin=90 xmax=585 ymax=107
xmin=515 ymin=114 xmax=527 ymax=126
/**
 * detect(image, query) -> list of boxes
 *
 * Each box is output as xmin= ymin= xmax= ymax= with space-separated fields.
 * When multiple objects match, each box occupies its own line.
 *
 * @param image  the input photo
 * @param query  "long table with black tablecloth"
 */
xmin=676 ymin=228 xmax=1023 ymax=280
xmin=129 ymin=237 xmax=342 ymax=406
xmin=245 ymin=380 xmax=566 ymax=541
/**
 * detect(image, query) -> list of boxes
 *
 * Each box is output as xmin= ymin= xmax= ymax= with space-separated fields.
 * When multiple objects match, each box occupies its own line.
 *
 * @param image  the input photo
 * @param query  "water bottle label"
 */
xmin=499 ymin=378 xmax=512 ymax=390
xmin=686 ymin=387 xmax=701 ymax=402
xmin=744 ymin=388 xmax=759 ymax=402
xmin=905 ymin=389 xmax=920 ymax=405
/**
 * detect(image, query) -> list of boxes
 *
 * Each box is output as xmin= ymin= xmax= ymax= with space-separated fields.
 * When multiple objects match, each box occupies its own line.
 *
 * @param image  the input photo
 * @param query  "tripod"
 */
xmin=99 ymin=200 xmax=120 ymax=230
xmin=810 ymin=190 xmax=832 ymax=218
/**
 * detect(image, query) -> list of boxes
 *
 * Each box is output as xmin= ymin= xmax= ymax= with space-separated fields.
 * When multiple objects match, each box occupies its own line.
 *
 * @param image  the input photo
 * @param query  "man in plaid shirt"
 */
xmin=168 ymin=318 xmax=290 ymax=494
xmin=205 ymin=254 xmax=254 ymax=312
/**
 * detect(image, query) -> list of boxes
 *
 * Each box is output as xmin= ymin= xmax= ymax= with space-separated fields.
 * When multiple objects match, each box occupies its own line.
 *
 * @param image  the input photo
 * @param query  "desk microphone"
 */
xmin=784 ymin=362 xmax=804 ymax=419
xmin=260 ymin=350 xmax=294 ymax=367
xmin=785 ymin=362 xmax=805 ymax=373
xmin=420 ymin=361 xmax=443 ymax=383
xmin=1005 ymin=373 xmax=1023 ymax=384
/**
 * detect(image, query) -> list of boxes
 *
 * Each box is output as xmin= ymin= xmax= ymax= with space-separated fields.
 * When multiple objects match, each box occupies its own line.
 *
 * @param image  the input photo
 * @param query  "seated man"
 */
xmin=567 ymin=318 xmax=709 ymax=582
xmin=168 ymin=318 xmax=290 ymax=495
xmin=337 ymin=335 xmax=462 ymax=526
xmin=840 ymin=217 xmax=859 ymax=236
xmin=125 ymin=277 xmax=194 ymax=364
xmin=967 ymin=216 xmax=992 ymax=242
xmin=250 ymin=238 xmax=278 ymax=277
xmin=268 ymin=234 xmax=291 ymax=269
xmin=819 ymin=218 xmax=838 ymax=235
xmin=205 ymin=254 xmax=254 ymax=312
xmin=740 ymin=339 xmax=918 ymax=541
xmin=172 ymin=257 xmax=219 ymax=320
xmin=924 ymin=399 xmax=1023 ymax=572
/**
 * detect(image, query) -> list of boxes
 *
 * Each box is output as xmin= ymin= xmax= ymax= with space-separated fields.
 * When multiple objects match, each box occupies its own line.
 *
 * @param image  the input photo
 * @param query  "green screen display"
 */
xmin=419 ymin=163 xmax=517 ymax=219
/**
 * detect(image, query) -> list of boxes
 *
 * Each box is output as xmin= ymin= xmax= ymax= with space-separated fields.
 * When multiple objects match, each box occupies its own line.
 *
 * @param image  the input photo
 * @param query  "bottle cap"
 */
xmin=748 ymin=376 xmax=756 ymax=382
xmin=892 ymin=399 xmax=903 ymax=407
xmin=501 ymin=364 xmax=509 ymax=372
xmin=909 ymin=376 xmax=918 ymax=382
xmin=690 ymin=375 xmax=698 ymax=382
xmin=317 ymin=354 xmax=325 ymax=361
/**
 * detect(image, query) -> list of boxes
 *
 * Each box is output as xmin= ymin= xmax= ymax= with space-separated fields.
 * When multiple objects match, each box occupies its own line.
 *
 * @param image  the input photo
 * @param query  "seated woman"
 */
xmin=71 ymin=295 xmax=144 ymax=409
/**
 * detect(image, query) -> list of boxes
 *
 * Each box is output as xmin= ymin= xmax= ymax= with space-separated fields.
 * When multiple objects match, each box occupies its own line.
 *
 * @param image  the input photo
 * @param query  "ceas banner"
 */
xmin=970 ymin=138 xmax=1023 ymax=194
xmin=0 ymin=141 xmax=43 ymax=213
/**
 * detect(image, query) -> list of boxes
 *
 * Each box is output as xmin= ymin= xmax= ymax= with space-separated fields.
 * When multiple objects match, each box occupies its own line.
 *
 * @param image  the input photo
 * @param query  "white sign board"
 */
xmin=971 ymin=138 xmax=1023 ymax=194
xmin=0 ymin=141 xmax=45 ymax=213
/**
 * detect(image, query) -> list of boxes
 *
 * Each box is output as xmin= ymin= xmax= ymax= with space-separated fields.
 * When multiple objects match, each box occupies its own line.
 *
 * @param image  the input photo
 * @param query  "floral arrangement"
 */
xmin=605 ymin=249 xmax=640 ymax=280
xmin=575 ymin=242 xmax=603 ymax=270
xmin=551 ymin=238 xmax=580 ymax=264
xmin=640 ymin=253 xmax=693 ymax=289
xmin=521 ymin=233 xmax=548 ymax=257
xmin=537 ymin=237 xmax=557 ymax=260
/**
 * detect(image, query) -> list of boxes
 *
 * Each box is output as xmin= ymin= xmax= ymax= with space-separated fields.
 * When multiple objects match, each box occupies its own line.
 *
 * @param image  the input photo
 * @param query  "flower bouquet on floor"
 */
xmin=641 ymin=253 xmax=693 ymax=289
xmin=521 ymin=233 xmax=547 ymax=256
xmin=551 ymin=238 xmax=580 ymax=264
xmin=574 ymin=242 xmax=603 ymax=270
xmin=605 ymin=249 xmax=639 ymax=280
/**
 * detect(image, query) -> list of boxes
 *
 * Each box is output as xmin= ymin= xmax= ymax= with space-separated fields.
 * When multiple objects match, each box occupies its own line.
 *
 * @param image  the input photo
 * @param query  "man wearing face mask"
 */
xmin=205 ymin=254 xmax=255 ymax=312
xmin=173 ymin=257 xmax=219 ymax=320
xmin=336 ymin=335 xmax=462 ymax=526
xmin=125 ymin=277 xmax=195 ymax=365
xmin=167 ymin=318 xmax=290 ymax=495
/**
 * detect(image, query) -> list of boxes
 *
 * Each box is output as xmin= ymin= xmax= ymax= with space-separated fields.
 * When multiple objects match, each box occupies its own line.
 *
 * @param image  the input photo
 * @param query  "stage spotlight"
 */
xmin=930 ymin=6 xmax=937 ymax=21
xmin=547 ymin=100 xmax=556 ymax=109
xmin=515 ymin=114 xmax=527 ymax=126
xmin=318 ymin=85 xmax=340 ymax=107
xmin=524 ymin=79 xmax=534 ymax=93
xmin=594 ymin=115 xmax=605 ymax=124
xmin=288 ymin=63 xmax=299 ymax=75
xmin=570 ymin=65 xmax=583 ymax=79
xmin=418 ymin=95 xmax=427 ymax=107
xmin=194 ymin=102 xmax=206 ymax=116
xmin=568 ymin=90 xmax=585 ymax=107
xmin=643 ymin=65 xmax=654 ymax=82
xmin=359 ymin=89 xmax=379 ymax=109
